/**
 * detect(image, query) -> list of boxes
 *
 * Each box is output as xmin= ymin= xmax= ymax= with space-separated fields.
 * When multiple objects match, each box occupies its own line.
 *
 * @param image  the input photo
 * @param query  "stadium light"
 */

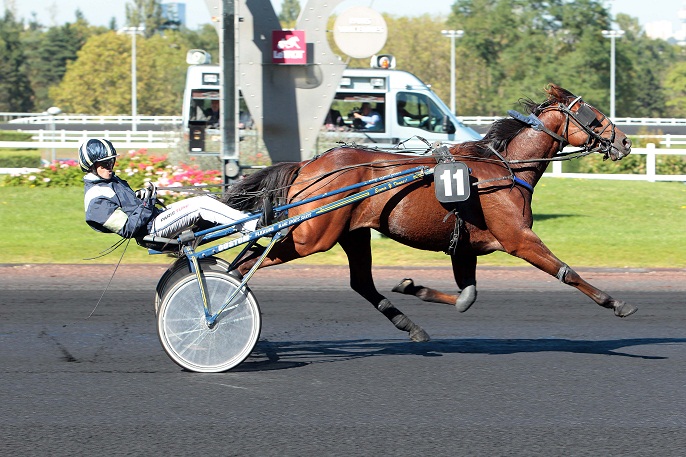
xmin=120 ymin=25 xmax=146 ymax=131
xmin=602 ymin=29 xmax=624 ymax=119
xmin=441 ymin=30 xmax=464 ymax=115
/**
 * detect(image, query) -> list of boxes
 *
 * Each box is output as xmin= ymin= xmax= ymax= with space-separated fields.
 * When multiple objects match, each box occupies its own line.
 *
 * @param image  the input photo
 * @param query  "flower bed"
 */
xmin=1 ymin=148 xmax=223 ymax=203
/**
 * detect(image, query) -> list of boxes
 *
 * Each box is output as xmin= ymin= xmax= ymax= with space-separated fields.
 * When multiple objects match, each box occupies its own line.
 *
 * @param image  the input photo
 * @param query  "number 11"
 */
xmin=439 ymin=168 xmax=465 ymax=197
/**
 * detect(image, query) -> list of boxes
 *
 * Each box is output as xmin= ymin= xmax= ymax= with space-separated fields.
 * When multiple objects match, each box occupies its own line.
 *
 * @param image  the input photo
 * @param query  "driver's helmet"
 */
xmin=78 ymin=138 xmax=117 ymax=172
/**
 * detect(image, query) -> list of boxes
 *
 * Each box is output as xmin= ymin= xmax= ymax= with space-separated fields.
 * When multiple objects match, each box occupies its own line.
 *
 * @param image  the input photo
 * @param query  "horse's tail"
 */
xmin=222 ymin=162 xmax=300 ymax=212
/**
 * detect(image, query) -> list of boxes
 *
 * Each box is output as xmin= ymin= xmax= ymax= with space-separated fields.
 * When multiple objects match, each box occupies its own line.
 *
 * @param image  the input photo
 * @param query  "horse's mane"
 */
xmin=221 ymin=162 xmax=300 ymax=212
xmin=458 ymin=84 xmax=576 ymax=157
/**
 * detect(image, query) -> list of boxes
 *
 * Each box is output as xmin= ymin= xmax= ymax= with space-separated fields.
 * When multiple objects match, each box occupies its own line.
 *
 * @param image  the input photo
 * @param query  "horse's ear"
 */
xmin=546 ymin=84 xmax=574 ymax=103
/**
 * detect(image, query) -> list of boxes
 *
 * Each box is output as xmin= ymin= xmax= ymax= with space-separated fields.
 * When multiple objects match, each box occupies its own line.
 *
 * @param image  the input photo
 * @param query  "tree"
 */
xmin=278 ymin=0 xmax=301 ymax=29
xmin=0 ymin=11 xmax=34 ymax=111
xmin=664 ymin=63 xmax=686 ymax=116
xmin=182 ymin=24 xmax=219 ymax=63
xmin=24 ymin=23 xmax=88 ymax=110
xmin=445 ymin=0 xmax=614 ymax=115
xmin=49 ymin=30 xmax=187 ymax=115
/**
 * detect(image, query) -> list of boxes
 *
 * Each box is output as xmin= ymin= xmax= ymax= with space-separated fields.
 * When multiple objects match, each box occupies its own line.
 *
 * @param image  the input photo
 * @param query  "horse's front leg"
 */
xmin=499 ymin=228 xmax=637 ymax=317
xmin=339 ymin=228 xmax=430 ymax=342
xmin=392 ymin=253 xmax=478 ymax=312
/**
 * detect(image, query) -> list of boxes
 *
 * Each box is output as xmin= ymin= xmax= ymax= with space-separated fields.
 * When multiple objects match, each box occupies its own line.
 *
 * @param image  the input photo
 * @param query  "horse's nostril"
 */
xmin=623 ymin=137 xmax=632 ymax=149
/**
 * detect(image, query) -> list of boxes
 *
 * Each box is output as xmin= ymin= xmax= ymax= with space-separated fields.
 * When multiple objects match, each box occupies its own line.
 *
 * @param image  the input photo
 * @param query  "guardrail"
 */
xmin=0 ymin=129 xmax=180 ymax=150
xmin=5 ymin=112 xmax=686 ymax=127
xmin=545 ymin=145 xmax=686 ymax=182
xmin=7 ymin=114 xmax=182 ymax=125
xmin=638 ymin=134 xmax=686 ymax=148
xmin=458 ymin=116 xmax=686 ymax=127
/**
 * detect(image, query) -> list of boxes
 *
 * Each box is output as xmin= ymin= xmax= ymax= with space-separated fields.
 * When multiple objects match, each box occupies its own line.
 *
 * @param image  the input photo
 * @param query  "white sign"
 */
xmin=333 ymin=7 xmax=387 ymax=59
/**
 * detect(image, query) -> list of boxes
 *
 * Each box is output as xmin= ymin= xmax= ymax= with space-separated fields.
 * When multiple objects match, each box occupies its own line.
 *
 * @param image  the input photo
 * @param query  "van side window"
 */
xmin=397 ymin=93 xmax=450 ymax=133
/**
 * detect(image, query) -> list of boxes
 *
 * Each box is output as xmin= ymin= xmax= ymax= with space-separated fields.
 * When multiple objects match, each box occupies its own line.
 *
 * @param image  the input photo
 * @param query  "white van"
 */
xmin=181 ymin=63 xmax=480 ymax=155
xmin=323 ymin=67 xmax=481 ymax=150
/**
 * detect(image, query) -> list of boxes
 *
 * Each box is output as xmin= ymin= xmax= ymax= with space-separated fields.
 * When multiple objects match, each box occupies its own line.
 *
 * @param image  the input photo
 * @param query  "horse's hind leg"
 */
xmin=339 ymin=228 xmax=430 ymax=342
xmin=392 ymin=253 xmax=478 ymax=312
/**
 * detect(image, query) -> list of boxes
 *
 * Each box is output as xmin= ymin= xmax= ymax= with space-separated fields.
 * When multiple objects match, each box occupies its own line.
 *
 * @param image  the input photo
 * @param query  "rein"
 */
xmin=478 ymin=96 xmax=621 ymax=193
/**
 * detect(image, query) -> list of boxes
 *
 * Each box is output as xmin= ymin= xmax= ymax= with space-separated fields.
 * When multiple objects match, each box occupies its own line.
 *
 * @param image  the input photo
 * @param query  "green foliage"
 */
xmin=49 ymin=31 xmax=188 ymax=115
xmin=664 ymin=62 xmax=686 ymax=116
xmin=24 ymin=22 xmax=89 ymax=110
xmin=0 ymin=11 xmax=34 ymax=111
xmin=0 ymin=150 xmax=42 ymax=167
xmin=0 ymin=131 xmax=33 ymax=141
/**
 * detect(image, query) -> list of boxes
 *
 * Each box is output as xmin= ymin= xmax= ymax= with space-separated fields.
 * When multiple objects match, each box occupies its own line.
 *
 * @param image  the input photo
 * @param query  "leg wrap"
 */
xmin=377 ymin=299 xmax=413 ymax=331
xmin=556 ymin=263 xmax=571 ymax=283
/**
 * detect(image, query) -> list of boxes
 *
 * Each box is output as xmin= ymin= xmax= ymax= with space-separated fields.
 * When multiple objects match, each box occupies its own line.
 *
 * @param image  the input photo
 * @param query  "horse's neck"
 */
xmin=508 ymin=113 xmax=564 ymax=185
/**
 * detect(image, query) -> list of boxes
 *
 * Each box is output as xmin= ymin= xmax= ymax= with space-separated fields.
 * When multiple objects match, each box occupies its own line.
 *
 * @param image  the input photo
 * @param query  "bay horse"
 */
xmin=223 ymin=84 xmax=635 ymax=342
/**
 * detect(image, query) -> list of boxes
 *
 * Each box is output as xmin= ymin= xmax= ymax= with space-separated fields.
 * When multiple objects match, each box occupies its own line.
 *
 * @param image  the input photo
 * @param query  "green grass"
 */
xmin=0 ymin=178 xmax=684 ymax=267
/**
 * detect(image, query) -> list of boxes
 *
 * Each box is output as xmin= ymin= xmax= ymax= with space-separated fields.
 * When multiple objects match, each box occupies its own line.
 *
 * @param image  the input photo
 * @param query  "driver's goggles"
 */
xmin=97 ymin=158 xmax=116 ymax=169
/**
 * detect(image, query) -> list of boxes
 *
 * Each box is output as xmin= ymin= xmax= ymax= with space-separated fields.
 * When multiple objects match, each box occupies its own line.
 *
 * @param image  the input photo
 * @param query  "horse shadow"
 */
xmin=233 ymin=337 xmax=686 ymax=372
xmin=533 ymin=213 xmax=580 ymax=222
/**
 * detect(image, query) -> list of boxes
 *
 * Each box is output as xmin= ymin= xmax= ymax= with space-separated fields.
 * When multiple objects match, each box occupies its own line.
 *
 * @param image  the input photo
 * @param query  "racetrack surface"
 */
xmin=1 ymin=263 xmax=685 ymax=456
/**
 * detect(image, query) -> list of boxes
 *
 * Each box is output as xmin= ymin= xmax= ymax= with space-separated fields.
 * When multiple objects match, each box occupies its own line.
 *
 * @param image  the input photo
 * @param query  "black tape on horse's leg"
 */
xmin=377 ymin=299 xmax=430 ymax=342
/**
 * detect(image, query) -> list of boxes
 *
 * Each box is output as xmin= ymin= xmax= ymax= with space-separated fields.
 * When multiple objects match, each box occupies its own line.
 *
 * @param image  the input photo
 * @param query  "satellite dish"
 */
xmin=333 ymin=7 xmax=387 ymax=59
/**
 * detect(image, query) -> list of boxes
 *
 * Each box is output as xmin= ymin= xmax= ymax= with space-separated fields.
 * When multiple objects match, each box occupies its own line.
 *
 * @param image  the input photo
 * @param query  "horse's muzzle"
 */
xmin=608 ymin=136 xmax=631 ymax=161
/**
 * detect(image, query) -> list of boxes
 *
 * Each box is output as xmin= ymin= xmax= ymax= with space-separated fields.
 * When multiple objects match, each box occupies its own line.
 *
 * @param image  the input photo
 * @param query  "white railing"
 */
xmin=0 ymin=129 xmax=180 ymax=150
xmin=637 ymin=134 xmax=686 ymax=148
xmin=6 ymin=114 xmax=182 ymax=125
xmin=5 ymin=112 xmax=686 ymax=128
xmin=459 ymin=116 xmax=686 ymax=128
xmin=545 ymin=145 xmax=686 ymax=182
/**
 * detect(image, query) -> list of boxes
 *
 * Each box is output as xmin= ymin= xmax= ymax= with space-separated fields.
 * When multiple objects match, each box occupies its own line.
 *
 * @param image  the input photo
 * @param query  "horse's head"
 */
xmin=542 ymin=85 xmax=631 ymax=161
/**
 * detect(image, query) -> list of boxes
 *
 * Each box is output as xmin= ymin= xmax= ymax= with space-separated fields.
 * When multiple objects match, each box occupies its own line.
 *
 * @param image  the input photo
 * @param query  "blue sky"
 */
xmin=14 ymin=0 xmax=686 ymax=31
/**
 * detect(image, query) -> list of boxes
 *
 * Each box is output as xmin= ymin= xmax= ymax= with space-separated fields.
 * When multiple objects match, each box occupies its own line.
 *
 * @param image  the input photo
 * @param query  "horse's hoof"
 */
xmin=455 ymin=285 xmax=477 ymax=312
xmin=614 ymin=301 xmax=638 ymax=317
xmin=410 ymin=327 xmax=430 ymax=342
xmin=392 ymin=278 xmax=414 ymax=294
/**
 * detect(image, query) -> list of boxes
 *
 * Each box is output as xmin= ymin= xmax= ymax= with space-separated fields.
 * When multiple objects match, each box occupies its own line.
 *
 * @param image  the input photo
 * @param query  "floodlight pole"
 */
xmin=441 ymin=29 xmax=464 ymax=115
xmin=602 ymin=29 xmax=624 ymax=119
xmin=121 ymin=25 xmax=145 ymax=131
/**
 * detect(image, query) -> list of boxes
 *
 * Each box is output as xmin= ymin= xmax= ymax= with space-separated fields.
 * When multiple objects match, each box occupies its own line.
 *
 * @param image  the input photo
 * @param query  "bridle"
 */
xmin=509 ymin=96 xmax=620 ymax=160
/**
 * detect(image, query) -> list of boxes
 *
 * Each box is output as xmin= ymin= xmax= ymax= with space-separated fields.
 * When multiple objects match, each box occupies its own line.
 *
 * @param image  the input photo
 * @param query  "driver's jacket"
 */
xmin=83 ymin=173 xmax=161 ymax=238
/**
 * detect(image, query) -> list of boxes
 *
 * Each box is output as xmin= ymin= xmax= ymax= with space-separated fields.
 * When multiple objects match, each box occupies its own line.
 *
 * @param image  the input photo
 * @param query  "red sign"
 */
xmin=272 ymin=30 xmax=307 ymax=64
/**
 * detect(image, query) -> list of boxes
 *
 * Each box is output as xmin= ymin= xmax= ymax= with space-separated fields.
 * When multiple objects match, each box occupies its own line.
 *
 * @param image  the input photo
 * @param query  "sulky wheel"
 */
xmin=154 ymin=256 xmax=232 ymax=315
xmin=157 ymin=271 xmax=261 ymax=373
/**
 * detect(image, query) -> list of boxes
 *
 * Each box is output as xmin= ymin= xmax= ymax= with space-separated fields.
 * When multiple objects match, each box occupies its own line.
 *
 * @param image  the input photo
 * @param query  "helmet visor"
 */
xmin=96 ymin=157 xmax=116 ymax=170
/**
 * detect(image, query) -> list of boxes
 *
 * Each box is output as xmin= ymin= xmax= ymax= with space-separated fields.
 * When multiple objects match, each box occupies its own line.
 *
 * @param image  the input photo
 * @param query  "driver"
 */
xmin=80 ymin=138 xmax=256 ymax=239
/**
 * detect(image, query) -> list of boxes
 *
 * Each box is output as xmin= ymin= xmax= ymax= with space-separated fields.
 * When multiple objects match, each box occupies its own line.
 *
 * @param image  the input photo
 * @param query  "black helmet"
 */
xmin=78 ymin=138 xmax=117 ymax=172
